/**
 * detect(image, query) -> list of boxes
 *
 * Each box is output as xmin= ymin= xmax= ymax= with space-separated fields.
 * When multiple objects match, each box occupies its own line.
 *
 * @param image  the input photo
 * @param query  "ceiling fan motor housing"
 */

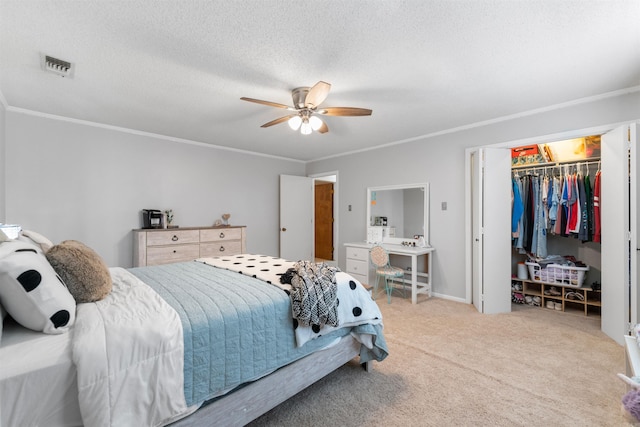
xmin=291 ymin=87 xmax=310 ymax=109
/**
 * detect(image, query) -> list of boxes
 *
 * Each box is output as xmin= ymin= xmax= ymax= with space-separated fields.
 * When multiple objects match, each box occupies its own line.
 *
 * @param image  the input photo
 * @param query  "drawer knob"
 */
xmin=219 ymin=246 xmax=225 ymax=252
xmin=173 ymin=250 xmax=177 ymax=253
xmin=172 ymin=235 xmax=179 ymax=242
xmin=219 ymin=232 xmax=225 ymax=238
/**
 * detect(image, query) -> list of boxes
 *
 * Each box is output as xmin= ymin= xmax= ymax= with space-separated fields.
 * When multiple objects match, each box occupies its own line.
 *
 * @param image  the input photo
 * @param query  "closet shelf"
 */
xmin=511 ymin=277 xmax=601 ymax=319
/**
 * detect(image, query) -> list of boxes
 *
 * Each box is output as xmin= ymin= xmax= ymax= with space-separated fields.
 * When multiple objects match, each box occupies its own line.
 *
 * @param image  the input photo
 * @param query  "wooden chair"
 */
xmin=370 ymin=245 xmax=404 ymax=303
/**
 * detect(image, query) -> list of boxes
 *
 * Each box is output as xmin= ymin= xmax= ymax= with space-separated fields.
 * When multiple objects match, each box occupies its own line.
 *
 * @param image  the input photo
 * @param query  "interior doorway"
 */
xmin=312 ymin=173 xmax=338 ymax=263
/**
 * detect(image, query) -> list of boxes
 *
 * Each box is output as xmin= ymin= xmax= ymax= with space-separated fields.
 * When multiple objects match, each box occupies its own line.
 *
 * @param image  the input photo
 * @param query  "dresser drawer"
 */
xmin=346 ymin=246 xmax=369 ymax=262
xmin=146 ymin=230 xmax=200 ymax=246
xmin=133 ymin=226 xmax=246 ymax=267
xmin=146 ymin=244 xmax=200 ymax=266
xmin=200 ymin=228 xmax=242 ymax=243
xmin=200 ymin=241 xmax=243 ymax=257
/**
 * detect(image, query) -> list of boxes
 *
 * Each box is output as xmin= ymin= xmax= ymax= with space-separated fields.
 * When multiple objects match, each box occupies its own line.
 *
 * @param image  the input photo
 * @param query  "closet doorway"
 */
xmin=465 ymin=123 xmax=638 ymax=345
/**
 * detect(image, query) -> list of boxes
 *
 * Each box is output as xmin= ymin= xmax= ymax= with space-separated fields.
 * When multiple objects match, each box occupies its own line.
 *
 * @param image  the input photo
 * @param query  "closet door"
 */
xmin=601 ymin=123 xmax=638 ymax=344
xmin=470 ymin=147 xmax=512 ymax=314
xmin=632 ymin=124 xmax=640 ymax=329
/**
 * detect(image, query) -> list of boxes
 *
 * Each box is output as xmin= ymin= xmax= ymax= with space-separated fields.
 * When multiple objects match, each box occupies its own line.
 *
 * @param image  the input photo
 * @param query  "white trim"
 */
xmin=310 ymin=86 xmax=640 ymax=163
xmin=5 ymin=106 xmax=306 ymax=164
xmin=3 ymin=86 xmax=638 ymax=164
xmin=431 ymin=293 xmax=466 ymax=304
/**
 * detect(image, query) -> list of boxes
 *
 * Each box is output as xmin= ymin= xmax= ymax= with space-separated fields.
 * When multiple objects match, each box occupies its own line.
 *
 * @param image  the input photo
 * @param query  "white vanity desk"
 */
xmin=344 ymin=241 xmax=434 ymax=304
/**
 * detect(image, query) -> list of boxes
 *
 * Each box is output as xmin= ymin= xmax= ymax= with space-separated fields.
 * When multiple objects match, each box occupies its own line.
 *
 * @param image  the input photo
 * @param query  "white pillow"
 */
xmin=0 ymin=241 xmax=75 ymax=334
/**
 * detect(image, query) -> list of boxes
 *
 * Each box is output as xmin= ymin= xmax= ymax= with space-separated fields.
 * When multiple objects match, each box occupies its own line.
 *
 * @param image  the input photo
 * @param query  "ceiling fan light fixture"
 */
xmin=300 ymin=118 xmax=312 ymax=135
xmin=288 ymin=115 xmax=302 ymax=130
xmin=309 ymin=115 xmax=323 ymax=131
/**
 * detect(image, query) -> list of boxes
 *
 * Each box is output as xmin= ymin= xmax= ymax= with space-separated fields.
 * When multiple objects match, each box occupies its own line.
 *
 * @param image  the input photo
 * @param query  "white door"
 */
xmin=471 ymin=150 xmax=483 ymax=313
xmin=280 ymin=174 xmax=314 ymax=261
xmin=632 ymin=124 xmax=640 ymax=328
xmin=471 ymin=147 xmax=512 ymax=314
xmin=601 ymin=123 xmax=638 ymax=344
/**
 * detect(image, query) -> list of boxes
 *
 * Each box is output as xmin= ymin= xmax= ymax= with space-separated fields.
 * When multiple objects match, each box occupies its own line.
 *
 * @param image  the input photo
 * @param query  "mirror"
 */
xmin=367 ymin=183 xmax=430 ymax=243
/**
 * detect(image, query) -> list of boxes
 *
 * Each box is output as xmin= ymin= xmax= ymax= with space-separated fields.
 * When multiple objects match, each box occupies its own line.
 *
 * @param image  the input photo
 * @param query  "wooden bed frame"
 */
xmin=173 ymin=334 xmax=371 ymax=426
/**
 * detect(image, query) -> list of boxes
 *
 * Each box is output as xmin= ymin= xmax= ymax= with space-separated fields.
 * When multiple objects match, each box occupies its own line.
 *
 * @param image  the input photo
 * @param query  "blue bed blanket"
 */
xmin=129 ymin=261 xmax=387 ymax=407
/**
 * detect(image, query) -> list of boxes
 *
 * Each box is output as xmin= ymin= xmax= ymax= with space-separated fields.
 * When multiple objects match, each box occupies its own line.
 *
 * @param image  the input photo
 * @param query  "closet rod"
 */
xmin=512 ymin=157 xmax=601 ymax=173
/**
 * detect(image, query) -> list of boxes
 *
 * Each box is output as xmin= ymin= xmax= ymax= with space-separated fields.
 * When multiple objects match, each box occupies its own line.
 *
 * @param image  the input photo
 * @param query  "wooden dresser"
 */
xmin=133 ymin=226 xmax=246 ymax=267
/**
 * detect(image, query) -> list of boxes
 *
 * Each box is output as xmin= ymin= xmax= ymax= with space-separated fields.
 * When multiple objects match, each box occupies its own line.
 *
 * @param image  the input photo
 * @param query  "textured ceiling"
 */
xmin=1 ymin=0 xmax=639 ymax=162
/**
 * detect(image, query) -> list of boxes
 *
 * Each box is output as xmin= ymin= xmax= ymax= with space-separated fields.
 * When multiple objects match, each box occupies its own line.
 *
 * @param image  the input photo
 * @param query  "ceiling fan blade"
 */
xmin=304 ymin=81 xmax=331 ymax=109
xmin=241 ymin=97 xmax=293 ymax=110
xmin=317 ymin=121 xmax=329 ymax=134
xmin=260 ymin=114 xmax=298 ymax=128
xmin=318 ymin=107 xmax=372 ymax=116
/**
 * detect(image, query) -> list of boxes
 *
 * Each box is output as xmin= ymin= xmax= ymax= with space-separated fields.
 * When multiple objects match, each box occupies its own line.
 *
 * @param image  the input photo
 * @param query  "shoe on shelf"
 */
xmin=554 ymin=302 xmax=562 ymax=311
xmin=546 ymin=301 xmax=555 ymax=309
xmin=525 ymin=296 xmax=533 ymax=305
xmin=532 ymin=296 xmax=542 ymax=306
xmin=549 ymin=286 xmax=561 ymax=296
xmin=565 ymin=291 xmax=585 ymax=301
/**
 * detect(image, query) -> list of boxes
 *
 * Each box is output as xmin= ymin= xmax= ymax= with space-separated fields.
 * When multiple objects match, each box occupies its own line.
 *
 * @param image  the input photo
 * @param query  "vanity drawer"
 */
xmin=346 ymin=257 xmax=369 ymax=278
xmin=200 ymin=241 xmax=243 ymax=257
xmin=200 ymin=227 xmax=243 ymax=242
xmin=346 ymin=246 xmax=369 ymax=262
xmin=146 ymin=230 xmax=200 ymax=246
xmin=146 ymin=244 xmax=200 ymax=266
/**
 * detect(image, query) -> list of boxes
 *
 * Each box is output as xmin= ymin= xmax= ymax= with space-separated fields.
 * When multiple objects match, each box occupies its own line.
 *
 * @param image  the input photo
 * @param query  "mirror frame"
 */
xmin=366 ymin=183 xmax=430 ymax=244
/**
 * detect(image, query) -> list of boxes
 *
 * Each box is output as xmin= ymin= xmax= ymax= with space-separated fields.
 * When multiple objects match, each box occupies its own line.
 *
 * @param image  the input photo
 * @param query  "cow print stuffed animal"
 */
xmin=0 ymin=240 xmax=75 ymax=334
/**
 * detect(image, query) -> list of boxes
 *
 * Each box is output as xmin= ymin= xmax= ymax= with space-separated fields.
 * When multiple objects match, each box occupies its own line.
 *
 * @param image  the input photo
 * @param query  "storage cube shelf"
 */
xmin=511 ymin=277 xmax=601 ymax=318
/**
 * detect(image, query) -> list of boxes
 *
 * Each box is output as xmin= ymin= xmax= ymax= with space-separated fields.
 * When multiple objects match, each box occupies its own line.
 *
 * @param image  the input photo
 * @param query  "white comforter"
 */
xmin=72 ymin=267 xmax=194 ymax=427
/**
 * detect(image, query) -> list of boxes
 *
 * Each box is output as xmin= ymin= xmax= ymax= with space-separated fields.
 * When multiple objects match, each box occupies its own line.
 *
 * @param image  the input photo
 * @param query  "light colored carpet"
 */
xmin=249 ymin=295 xmax=631 ymax=426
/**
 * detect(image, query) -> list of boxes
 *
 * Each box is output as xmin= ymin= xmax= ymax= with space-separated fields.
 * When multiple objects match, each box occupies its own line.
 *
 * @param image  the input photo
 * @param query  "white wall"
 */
xmin=0 ymin=101 xmax=5 ymax=222
xmin=4 ymin=111 xmax=305 ymax=267
xmin=307 ymin=90 xmax=640 ymax=300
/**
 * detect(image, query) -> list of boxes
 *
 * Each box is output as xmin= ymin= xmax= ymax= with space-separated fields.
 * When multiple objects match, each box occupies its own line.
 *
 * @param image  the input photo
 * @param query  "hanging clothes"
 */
xmin=534 ymin=175 xmax=547 ymax=258
xmin=512 ymin=177 xmax=524 ymax=239
xmin=578 ymin=172 xmax=591 ymax=242
xmin=593 ymin=170 xmax=602 ymax=243
xmin=511 ymin=162 xmax=601 ymax=258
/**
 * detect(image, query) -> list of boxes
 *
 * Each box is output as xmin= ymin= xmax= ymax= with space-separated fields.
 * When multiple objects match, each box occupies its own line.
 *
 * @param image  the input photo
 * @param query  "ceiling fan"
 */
xmin=240 ymin=81 xmax=372 ymax=135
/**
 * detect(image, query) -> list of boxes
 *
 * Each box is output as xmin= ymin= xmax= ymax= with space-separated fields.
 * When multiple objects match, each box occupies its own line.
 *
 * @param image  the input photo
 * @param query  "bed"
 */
xmin=0 ymin=254 xmax=387 ymax=427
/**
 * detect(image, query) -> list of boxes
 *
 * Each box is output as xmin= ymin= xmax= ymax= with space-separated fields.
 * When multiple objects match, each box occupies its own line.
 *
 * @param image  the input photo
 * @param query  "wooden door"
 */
xmin=315 ymin=182 xmax=334 ymax=260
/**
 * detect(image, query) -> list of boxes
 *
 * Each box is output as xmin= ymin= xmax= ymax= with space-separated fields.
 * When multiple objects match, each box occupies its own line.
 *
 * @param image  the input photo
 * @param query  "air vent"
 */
xmin=41 ymin=54 xmax=74 ymax=78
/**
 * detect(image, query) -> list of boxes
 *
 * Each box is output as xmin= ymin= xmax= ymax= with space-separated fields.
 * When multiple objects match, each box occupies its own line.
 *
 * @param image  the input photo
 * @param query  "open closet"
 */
xmin=467 ymin=122 xmax=638 ymax=345
xmin=510 ymin=136 xmax=602 ymax=319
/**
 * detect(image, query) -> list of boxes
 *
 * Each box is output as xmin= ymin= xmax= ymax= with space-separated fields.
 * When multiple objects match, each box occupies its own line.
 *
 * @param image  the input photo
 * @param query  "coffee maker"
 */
xmin=142 ymin=209 xmax=163 ymax=229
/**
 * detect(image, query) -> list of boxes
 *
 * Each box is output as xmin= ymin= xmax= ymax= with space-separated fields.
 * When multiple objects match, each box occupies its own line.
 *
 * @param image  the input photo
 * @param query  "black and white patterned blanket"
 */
xmin=289 ymin=260 xmax=339 ymax=328
xmin=197 ymin=255 xmax=383 ymax=348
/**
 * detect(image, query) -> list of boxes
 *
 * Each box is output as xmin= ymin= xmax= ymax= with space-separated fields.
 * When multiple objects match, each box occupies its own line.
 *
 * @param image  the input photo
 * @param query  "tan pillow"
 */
xmin=46 ymin=240 xmax=112 ymax=303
